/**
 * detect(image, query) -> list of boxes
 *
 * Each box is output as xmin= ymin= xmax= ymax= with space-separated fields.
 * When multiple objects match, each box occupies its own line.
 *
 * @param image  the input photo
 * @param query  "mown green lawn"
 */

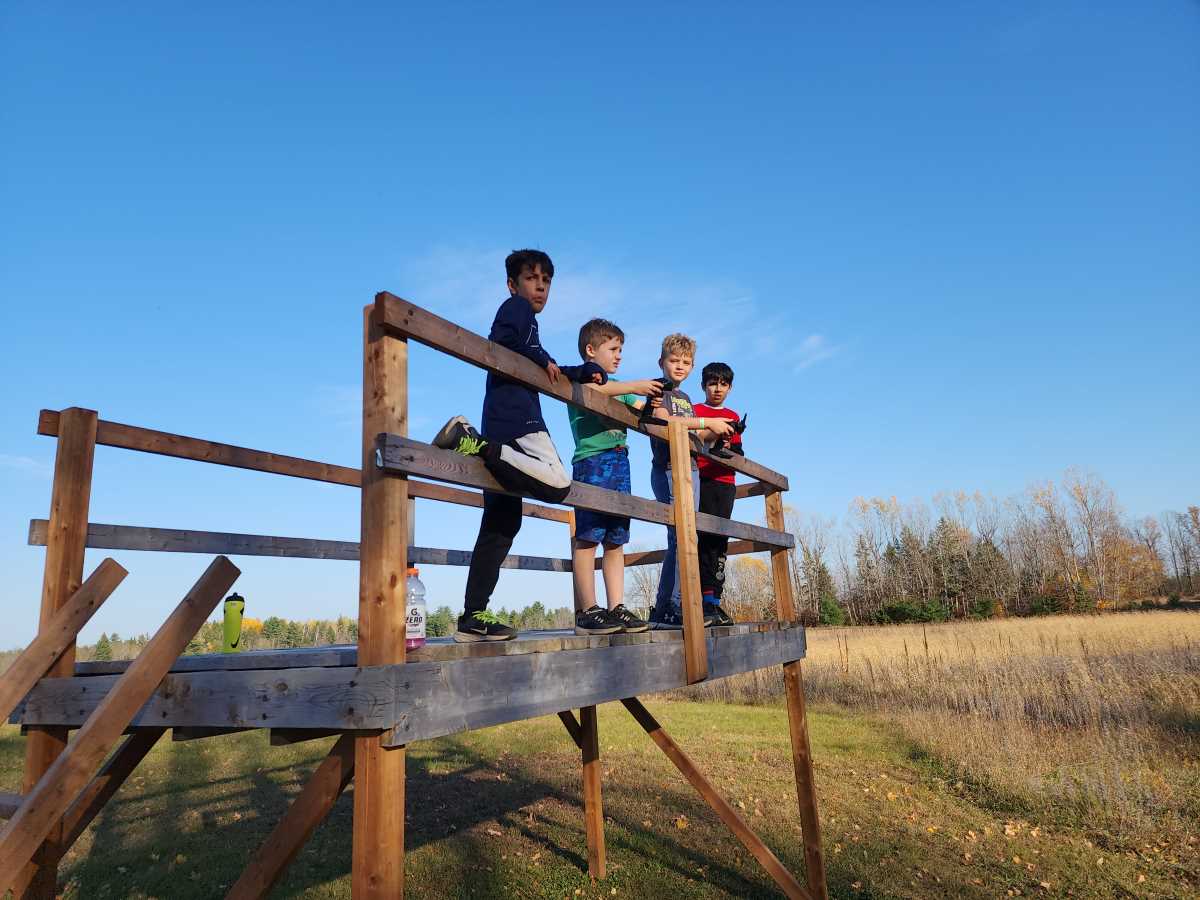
xmin=1 ymin=701 xmax=1190 ymax=898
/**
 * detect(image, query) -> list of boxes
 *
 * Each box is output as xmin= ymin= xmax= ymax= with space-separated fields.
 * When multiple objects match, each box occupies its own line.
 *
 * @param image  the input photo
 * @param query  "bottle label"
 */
xmin=406 ymin=605 xmax=426 ymax=638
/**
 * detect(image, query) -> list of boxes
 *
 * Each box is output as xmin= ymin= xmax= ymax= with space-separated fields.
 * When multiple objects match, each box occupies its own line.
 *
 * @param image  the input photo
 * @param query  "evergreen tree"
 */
xmin=94 ymin=633 xmax=112 ymax=662
xmin=426 ymin=606 xmax=454 ymax=638
xmin=262 ymin=616 xmax=286 ymax=645
xmin=284 ymin=621 xmax=304 ymax=648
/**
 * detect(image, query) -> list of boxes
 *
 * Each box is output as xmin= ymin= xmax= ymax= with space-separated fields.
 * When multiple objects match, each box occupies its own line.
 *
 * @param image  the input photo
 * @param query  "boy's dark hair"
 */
xmin=577 ymin=318 xmax=624 ymax=360
xmin=505 ymin=249 xmax=555 ymax=281
xmin=702 ymin=361 xmax=734 ymax=385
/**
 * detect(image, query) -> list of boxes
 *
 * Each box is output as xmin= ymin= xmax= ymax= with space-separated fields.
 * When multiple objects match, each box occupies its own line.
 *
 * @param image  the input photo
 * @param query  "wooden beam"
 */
xmin=171 ymin=727 xmax=251 ymax=742
xmin=373 ymin=294 xmax=789 ymax=490
xmin=60 ymin=730 xmax=165 ymax=853
xmin=353 ymin=305 xmax=407 ymax=899
xmin=580 ymin=706 xmax=606 ymax=879
xmin=18 ymin=628 xmax=808 ymax=745
xmin=376 ymin=435 xmax=795 ymax=549
xmin=0 ymin=559 xmax=126 ymax=723
xmin=227 ymin=734 xmax=355 ymax=900
xmin=19 ymin=406 xmax=97 ymax=900
xmin=607 ymin=539 xmax=768 ymax=570
xmin=0 ymin=556 xmax=240 ymax=889
xmin=669 ymin=421 xmax=707 ymax=684
xmin=765 ymin=491 xmax=828 ymax=899
xmin=735 ymin=482 xmax=769 ymax=500
xmin=556 ymin=711 xmax=583 ymax=749
xmin=38 ymin=410 xmax=569 ymax=522
xmin=28 ymin=520 xmax=574 ymax=572
xmin=621 ymin=698 xmax=811 ymax=900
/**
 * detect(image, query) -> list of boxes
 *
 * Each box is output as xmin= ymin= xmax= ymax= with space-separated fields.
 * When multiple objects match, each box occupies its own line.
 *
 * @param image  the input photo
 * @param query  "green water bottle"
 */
xmin=222 ymin=593 xmax=246 ymax=653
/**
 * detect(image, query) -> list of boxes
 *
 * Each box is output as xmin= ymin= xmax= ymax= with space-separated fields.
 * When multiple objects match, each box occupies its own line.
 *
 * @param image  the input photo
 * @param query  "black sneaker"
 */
xmin=454 ymin=610 xmax=517 ymax=642
xmin=607 ymin=604 xmax=650 ymax=633
xmin=433 ymin=416 xmax=488 ymax=457
xmin=653 ymin=608 xmax=716 ymax=629
xmin=575 ymin=606 xmax=624 ymax=636
xmin=704 ymin=602 xmax=735 ymax=627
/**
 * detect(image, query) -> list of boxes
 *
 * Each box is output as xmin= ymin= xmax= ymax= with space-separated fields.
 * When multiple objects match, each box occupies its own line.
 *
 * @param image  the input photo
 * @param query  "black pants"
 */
xmin=463 ymin=432 xmax=571 ymax=615
xmin=698 ymin=479 xmax=736 ymax=599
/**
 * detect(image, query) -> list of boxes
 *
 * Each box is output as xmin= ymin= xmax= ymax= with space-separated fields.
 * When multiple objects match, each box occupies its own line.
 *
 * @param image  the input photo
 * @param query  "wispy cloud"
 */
xmin=793 ymin=333 xmax=842 ymax=371
xmin=0 ymin=454 xmax=51 ymax=479
xmin=397 ymin=246 xmax=843 ymax=376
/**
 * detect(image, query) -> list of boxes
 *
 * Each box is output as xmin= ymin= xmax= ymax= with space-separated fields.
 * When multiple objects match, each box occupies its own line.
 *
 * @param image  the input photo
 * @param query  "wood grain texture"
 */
xmin=354 ymin=306 xmax=409 ymax=899
xmin=377 ymin=436 xmax=795 ymax=549
xmin=669 ymin=421 xmax=708 ymax=684
xmin=19 ymin=629 xmax=808 ymax=745
xmin=0 ymin=556 xmax=240 ymax=890
xmin=0 ymin=559 xmax=126 ymax=723
xmin=19 ymin=406 xmax=97 ymax=900
xmin=621 ymin=698 xmax=811 ymax=900
xmin=38 ymin=410 xmax=569 ymax=522
xmin=766 ymin=491 xmax=828 ymax=900
xmin=373 ymin=293 xmax=789 ymax=490
xmin=580 ymin=705 xmax=606 ymax=879
xmin=28 ymin=520 xmax=575 ymax=572
xmin=227 ymin=734 xmax=355 ymax=900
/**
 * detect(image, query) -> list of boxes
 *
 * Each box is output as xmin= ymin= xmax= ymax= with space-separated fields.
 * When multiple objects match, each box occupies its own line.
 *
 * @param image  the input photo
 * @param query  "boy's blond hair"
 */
xmin=659 ymin=333 xmax=696 ymax=363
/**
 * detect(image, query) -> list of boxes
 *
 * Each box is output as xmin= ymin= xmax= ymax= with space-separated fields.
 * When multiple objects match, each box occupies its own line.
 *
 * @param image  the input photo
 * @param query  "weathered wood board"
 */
xmin=16 ymin=627 xmax=806 ymax=745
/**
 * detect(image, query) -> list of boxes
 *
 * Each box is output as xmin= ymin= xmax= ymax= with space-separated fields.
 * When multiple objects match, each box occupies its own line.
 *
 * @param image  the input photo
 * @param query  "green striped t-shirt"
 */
xmin=568 ymin=394 xmax=640 ymax=464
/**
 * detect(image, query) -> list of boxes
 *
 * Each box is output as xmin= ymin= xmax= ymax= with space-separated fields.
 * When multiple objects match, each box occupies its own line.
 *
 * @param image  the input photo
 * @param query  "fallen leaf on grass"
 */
xmin=675 ymin=815 xmax=689 ymax=830
xmin=486 ymin=828 xmax=502 ymax=837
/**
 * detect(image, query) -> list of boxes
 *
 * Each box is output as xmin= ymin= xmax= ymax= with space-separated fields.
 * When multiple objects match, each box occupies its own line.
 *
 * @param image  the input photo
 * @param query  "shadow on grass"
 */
xmin=53 ymin=727 xmax=824 ymax=899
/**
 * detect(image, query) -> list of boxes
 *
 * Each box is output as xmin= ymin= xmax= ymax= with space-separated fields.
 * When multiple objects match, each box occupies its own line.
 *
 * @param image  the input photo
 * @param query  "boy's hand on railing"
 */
xmin=545 ymin=362 xmax=562 ymax=384
xmin=706 ymin=418 xmax=736 ymax=438
xmin=628 ymin=379 xmax=665 ymax=397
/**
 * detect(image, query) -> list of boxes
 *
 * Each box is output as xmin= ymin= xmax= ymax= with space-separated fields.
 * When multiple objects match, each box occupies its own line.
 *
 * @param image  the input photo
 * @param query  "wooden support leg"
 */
xmin=18 ymin=407 xmax=97 ymax=899
xmin=621 ymin=698 xmax=811 ymax=900
xmin=765 ymin=490 xmax=828 ymax=900
xmin=667 ymin=420 xmax=707 ymax=683
xmin=354 ymin=302 xmax=409 ymax=899
xmin=228 ymin=734 xmax=355 ymax=900
xmin=580 ymin=706 xmax=606 ymax=879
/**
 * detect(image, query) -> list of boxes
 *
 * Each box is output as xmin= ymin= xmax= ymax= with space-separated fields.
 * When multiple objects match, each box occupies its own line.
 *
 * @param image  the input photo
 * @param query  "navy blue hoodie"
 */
xmin=481 ymin=295 xmax=605 ymax=444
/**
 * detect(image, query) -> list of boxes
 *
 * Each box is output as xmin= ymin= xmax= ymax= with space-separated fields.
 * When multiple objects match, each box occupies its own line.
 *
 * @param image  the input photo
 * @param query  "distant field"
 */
xmin=2 ymin=611 xmax=1197 ymax=898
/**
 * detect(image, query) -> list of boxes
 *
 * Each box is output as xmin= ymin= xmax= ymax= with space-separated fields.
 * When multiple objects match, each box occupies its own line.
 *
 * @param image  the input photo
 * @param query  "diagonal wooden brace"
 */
xmin=227 ymin=734 xmax=356 ymax=900
xmin=0 ymin=556 xmax=240 ymax=888
xmin=621 ymin=697 xmax=812 ymax=900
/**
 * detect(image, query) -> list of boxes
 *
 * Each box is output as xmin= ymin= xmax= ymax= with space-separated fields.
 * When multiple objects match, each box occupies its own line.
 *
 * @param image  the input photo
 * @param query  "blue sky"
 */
xmin=2 ymin=2 xmax=1197 ymax=645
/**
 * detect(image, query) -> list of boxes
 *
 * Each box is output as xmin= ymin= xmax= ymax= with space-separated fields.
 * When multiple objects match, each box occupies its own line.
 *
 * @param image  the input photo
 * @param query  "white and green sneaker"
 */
xmin=433 ymin=416 xmax=489 ymax=457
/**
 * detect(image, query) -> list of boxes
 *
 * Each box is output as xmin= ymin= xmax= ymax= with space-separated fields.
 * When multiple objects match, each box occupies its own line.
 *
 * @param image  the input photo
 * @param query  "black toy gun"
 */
xmin=708 ymin=413 xmax=747 ymax=459
xmin=638 ymin=377 xmax=676 ymax=423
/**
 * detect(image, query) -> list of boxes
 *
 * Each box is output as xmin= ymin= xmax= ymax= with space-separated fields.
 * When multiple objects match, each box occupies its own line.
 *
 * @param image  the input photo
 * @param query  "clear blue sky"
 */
xmin=2 ymin=2 xmax=1197 ymax=645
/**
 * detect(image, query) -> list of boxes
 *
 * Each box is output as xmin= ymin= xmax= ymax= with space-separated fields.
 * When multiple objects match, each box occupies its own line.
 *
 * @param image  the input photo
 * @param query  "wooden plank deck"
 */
xmin=13 ymin=624 xmax=805 ymax=746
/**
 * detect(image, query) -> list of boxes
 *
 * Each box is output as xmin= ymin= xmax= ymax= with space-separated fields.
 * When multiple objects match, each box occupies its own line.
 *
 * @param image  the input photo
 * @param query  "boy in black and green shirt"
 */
xmin=567 ymin=318 xmax=664 ymax=634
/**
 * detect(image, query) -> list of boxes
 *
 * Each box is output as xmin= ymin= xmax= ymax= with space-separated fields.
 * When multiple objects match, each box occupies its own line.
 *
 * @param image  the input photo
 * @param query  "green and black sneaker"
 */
xmin=454 ymin=610 xmax=517 ymax=643
xmin=433 ymin=415 xmax=488 ymax=457
xmin=606 ymin=603 xmax=650 ymax=633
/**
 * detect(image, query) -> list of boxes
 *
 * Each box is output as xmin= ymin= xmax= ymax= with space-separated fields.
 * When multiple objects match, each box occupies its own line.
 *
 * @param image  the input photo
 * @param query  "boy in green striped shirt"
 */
xmin=568 ymin=318 xmax=664 ymax=634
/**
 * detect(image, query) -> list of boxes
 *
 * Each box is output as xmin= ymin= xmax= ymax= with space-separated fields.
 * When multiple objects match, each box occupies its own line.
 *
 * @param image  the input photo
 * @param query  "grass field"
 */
xmin=2 ymin=611 xmax=1197 ymax=898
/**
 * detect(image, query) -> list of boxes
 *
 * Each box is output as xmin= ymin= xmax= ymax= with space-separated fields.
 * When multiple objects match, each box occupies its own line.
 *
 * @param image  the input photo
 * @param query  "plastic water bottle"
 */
xmin=405 ymin=566 xmax=426 ymax=650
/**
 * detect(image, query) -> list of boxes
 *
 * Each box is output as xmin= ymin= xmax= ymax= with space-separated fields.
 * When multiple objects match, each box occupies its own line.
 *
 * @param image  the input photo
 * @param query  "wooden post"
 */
xmin=0 ymin=557 xmax=240 ymax=886
xmin=765 ymin=490 xmax=828 ymax=900
xmin=16 ymin=406 xmax=97 ymax=899
xmin=667 ymin=420 xmax=706 ymax=683
xmin=621 ymin=698 xmax=810 ymax=900
xmin=353 ymin=302 xmax=409 ymax=899
xmin=228 ymin=735 xmax=355 ymax=900
xmin=580 ymin=706 xmax=606 ymax=879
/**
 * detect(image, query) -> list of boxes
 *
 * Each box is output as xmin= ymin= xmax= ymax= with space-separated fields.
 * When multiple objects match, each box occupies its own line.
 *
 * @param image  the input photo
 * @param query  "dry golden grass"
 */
xmin=685 ymin=611 xmax=1200 ymax=850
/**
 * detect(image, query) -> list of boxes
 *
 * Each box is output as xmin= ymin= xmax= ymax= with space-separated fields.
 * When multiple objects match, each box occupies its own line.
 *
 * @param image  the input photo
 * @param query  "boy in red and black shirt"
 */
xmin=694 ymin=362 xmax=742 ymax=623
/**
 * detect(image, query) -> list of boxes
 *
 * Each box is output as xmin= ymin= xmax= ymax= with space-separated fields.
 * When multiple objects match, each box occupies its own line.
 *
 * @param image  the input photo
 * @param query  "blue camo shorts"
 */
xmin=572 ymin=447 xmax=631 ymax=546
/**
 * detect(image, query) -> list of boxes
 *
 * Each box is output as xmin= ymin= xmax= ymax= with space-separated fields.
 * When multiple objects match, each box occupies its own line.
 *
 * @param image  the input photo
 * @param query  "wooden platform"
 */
xmin=13 ymin=623 xmax=805 ymax=747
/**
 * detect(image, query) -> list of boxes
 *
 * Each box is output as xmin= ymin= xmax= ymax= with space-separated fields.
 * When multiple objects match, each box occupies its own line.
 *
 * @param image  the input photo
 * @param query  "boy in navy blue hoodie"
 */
xmin=433 ymin=249 xmax=605 ymax=642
